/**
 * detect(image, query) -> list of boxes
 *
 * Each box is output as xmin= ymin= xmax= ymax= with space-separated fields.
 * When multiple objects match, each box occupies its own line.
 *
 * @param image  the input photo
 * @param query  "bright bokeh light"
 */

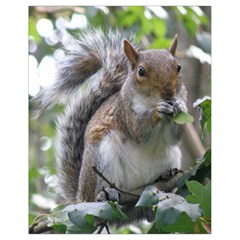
xmin=29 ymin=55 xmax=56 ymax=97
xmin=38 ymin=56 xmax=56 ymax=88
xmin=147 ymin=6 xmax=168 ymax=19
xmin=36 ymin=18 xmax=54 ymax=37
xmin=45 ymin=30 xmax=59 ymax=46
xmin=56 ymin=17 xmax=67 ymax=30
xmin=40 ymin=136 xmax=52 ymax=151
xmin=29 ymin=55 xmax=40 ymax=96
xmin=53 ymin=48 xmax=65 ymax=61
xmin=97 ymin=6 xmax=109 ymax=15
xmin=68 ymin=13 xmax=88 ymax=29
xmin=177 ymin=7 xmax=187 ymax=15
xmin=187 ymin=45 xmax=211 ymax=64
xmin=144 ymin=9 xmax=152 ymax=20
xmin=191 ymin=6 xmax=204 ymax=16
xmin=32 ymin=194 xmax=57 ymax=209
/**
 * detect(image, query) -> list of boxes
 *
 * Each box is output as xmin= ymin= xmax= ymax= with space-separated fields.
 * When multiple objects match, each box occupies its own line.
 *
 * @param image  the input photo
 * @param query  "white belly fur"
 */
xmin=98 ymin=125 xmax=181 ymax=191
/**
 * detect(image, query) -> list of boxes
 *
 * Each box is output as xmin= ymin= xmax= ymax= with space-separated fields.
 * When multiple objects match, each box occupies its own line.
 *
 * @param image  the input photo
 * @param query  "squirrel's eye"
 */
xmin=177 ymin=64 xmax=181 ymax=73
xmin=138 ymin=66 xmax=145 ymax=77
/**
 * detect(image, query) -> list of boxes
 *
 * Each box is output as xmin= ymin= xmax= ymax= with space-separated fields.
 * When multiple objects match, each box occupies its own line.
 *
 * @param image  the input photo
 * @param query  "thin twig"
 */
xmin=105 ymin=223 xmax=110 ymax=234
xmin=96 ymin=224 xmax=105 ymax=234
xmin=92 ymin=166 xmax=140 ymax=197
xmin=96 ymin=220 xmax=110 ymax=234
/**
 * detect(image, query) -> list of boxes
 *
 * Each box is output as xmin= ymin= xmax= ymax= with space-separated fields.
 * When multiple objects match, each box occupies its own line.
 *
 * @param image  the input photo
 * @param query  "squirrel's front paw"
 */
xmin=96 ymin=187 xmax=120 ymax=202
xmin=157 ymin=101 xmax=174 ymax=115
xmin=172 ymin=98 xmax=187 ymax=116
xmin=158 ymin=168 xmax=182 ymax=180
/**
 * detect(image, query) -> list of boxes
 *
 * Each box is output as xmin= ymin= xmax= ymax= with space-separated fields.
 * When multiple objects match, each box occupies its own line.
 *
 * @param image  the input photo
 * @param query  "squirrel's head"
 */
xmin=124 ymin=35 xmax=181 ymax=101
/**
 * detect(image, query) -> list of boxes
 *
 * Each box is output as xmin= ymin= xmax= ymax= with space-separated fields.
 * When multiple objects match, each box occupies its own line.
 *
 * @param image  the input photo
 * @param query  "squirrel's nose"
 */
xmin=161 ymin=89 xmax=175 ymax=100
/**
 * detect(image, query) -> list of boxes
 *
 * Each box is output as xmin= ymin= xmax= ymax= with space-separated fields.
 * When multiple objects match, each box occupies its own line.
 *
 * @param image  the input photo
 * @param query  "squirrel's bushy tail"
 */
xmin=35 ymin=29 xmax=139 ymax=202
xmin=35 ymin=28 xmax=135 ymax=110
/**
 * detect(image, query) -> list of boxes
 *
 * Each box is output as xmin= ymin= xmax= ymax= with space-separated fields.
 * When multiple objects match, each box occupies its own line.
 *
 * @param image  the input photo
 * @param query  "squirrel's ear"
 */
xmin=169 ymin=34 xmax=178 ymax=55
xmin=124 ymin=40 xmax=139 ymax=69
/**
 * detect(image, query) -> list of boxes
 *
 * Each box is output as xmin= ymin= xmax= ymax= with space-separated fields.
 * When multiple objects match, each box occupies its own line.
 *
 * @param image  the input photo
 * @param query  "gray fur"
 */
xmin=35 ymin=29 xmax=139 ymax=202
xmin=35 ymin=28 xmax=187 ymax=214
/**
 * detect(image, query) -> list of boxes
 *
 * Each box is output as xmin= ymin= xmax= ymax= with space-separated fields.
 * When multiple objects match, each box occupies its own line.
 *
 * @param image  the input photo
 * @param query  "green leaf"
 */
xmin=85 ymin=214 xmax=95 ymax=225
xmin=147 ymin=222 xmax=164 ymax=233
xmin=160 ymin=212 xmax=196 ymax=233
xmin=136 ymin=185 xmax=163 ymax=207
xmin=66 ymin=202 xmax=108 ymax=220
xmin=177 ymin=162 xmax=202 ymax=188
xmin=186 ymin=181 xmax=211 ymax=219
xmin=107 ymin=201 xmax=128 ymax=220
xmin=193 ymin=96 xmax=211 ymax=133
xmin=68 ymin=210 xmax=97 ymax=233
xmin=172 ymin=111 xmax=194 ymax=124
xmin=47 ymin=204 xmax=97 ymax=233
xmin=47 ymin=208 xmax=71 ymax=234
xmin=63 ymin=201 xmax=127 ymax=233
xmin=46 ymin=201 xmax=128 ymax=234
xmin=65 ymin=219 xmax=91 ymax=234
xmin=177 ymin=148 xmax=211 ymax=189
xmin=51 ymin=224 xmax=67 ymax=233
xmin=155 ymin=193 xmax=202 ymax=228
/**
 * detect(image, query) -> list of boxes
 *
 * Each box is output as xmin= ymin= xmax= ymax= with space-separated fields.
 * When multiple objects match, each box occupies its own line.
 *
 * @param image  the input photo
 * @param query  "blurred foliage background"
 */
xmin=29 ymin=6 xmax=211 ymax=232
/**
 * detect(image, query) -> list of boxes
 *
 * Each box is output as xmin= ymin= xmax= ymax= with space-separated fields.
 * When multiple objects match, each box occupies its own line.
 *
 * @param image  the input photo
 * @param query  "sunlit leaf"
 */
xmin=172 ymin=111 xmax=194 ymax=124
xmin=155 ymin=194 xmax=202 ymax=228
xmin=136 ymin=185 xmax=162 ymax=207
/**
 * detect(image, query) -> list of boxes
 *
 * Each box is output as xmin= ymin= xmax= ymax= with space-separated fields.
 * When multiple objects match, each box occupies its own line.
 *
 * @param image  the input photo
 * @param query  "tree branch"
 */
xmin=29 ymin=221 xmax=53 ymax=234
xmin=118 ymin=172 xmax=183 ymax=205
xmin=96 ymin=220 xmax=110 ymax=234
xmin=29 ymin=171 xmax=183 ymax=234
xmin=93 ymin=166 xmax=183 ymax=205
xmin=92 ymin=166 xmax=140 ymax=197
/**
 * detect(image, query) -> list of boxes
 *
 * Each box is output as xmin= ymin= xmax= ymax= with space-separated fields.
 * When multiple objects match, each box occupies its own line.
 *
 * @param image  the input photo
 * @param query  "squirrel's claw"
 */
xmin=157 ymin=101 xmax=174 ymax=115
xmin=172 ymin=99 xmax=187 ymax=116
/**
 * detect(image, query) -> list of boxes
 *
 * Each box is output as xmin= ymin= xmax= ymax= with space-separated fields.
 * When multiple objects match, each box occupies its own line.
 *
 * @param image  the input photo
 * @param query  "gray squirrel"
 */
xmin=35 ymin=28 xmax=187 ymax=212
